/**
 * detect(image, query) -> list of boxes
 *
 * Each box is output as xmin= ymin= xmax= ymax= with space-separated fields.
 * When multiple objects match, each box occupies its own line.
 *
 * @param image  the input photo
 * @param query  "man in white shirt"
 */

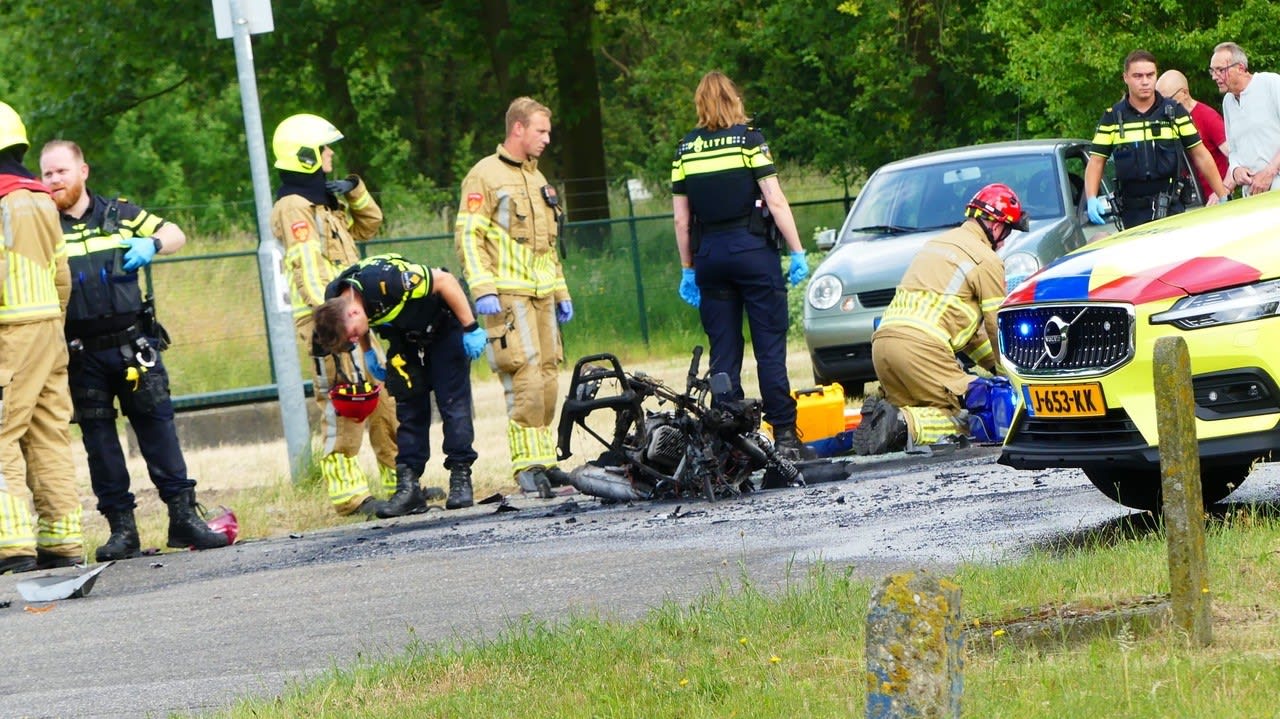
xmin=1212 ymin=41 xmax=1280 ymax=196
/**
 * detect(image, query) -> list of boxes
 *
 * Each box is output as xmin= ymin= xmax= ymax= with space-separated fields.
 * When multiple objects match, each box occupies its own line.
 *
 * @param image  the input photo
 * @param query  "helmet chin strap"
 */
xmin=977 ymin=218 xmax=1004 ymax=249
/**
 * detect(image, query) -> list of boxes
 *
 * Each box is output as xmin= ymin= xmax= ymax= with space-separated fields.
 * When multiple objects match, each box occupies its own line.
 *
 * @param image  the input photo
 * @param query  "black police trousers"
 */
xmin=385 ymin=323 xmax=478 ymax=474
xmin=693 ymin=226 xmax=797 ymax=429
xmin=70 ymin=341 xmax=194 ymax=514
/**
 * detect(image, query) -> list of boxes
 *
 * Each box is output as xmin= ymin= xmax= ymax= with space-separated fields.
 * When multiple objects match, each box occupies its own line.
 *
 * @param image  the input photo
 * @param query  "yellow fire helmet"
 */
xmin=0 ymin=101 xmax=29 ymax=154
xmin=272 ymin=113 xmax=343 ymax=173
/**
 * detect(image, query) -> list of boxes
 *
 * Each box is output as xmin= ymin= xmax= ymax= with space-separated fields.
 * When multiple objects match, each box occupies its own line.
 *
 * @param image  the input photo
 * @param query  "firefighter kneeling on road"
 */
xmin=853 ymin=183 xmax=1027 ymax=456
xmin=312 ymin=254 xmax=488 ymax=515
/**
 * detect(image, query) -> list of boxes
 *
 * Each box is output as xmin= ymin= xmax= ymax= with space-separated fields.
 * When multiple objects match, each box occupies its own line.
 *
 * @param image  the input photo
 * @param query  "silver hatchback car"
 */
xmin=803 ymin=139 xmax=1112 ymax=394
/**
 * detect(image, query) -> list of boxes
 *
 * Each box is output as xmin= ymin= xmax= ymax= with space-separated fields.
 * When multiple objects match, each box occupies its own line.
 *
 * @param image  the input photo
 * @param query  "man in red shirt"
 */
xmin=1157 ymin=69 xmax=1229 ymax=201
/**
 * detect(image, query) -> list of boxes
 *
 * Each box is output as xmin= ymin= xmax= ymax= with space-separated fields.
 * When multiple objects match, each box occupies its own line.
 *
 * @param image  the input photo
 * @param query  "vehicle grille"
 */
xmin=1013 ymin=408 xmax=1145 ymax=449
xmin=856 ymin=288 xmax=896 ymax=308
xmin=998 ymin=304 xmax=1134 ymax=376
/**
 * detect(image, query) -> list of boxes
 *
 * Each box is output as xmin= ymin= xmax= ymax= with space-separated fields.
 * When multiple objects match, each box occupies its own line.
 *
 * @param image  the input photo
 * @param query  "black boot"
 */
xmin=96 ymin=509 xmax=141 ymax=562
xmin=446 ymin=465 xmax=474 ymax=510
xmin=378 ymin=465 xmax=427 ymax=518
xmin=774 ymin=425 xmax=818 ymax=461
xmin=165 ymin=489 xmax=232 ymax=550
xmin=0 ymin=555 xmax=36 ymax=574
xmin=36 ymin=549 xmax=81 ymax=569
xmin=352 ymin=496 xmax=390 ymax=518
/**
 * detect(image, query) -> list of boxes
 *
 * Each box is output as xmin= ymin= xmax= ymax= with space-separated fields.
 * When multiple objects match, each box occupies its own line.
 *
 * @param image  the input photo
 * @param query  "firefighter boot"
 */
xmin=378 ymin=465 xmax=427 ymax=518
xmin=95 ymin=509 xmax=141 ymax=561
xmin=446 ymin=465 xmax=474 ymax=510
xmin=166 ymin=490 xmax=232 ymax=550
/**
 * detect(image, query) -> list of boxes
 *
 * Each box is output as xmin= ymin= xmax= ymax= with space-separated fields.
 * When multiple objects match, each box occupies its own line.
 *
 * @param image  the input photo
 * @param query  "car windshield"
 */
xmin=843 ymin=153 xmax=1063 ymax=241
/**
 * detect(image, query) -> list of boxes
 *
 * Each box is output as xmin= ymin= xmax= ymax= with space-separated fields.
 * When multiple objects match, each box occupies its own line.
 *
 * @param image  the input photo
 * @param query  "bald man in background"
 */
xmin=1157 ymin=69 xmax=1230 ymax=201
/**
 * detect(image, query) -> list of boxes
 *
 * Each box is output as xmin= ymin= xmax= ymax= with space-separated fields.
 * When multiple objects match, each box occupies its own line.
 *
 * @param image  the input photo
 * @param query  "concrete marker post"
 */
xmin=1152 ymin=335 xmax=1212 ymax=647
xmin=865 ymin=570 xmax=963 ymax=718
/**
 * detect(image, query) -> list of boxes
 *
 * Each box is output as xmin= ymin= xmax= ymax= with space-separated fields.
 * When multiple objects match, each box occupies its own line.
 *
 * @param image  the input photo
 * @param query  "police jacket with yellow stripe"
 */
xmin=454 ymin=145 xmax=568 ymax=301
xmin=326 ymin=254 xmax=449 ymax=339
xmin=873 ymin=220 xmax=1006 ymax=374
xmin=271 ymin=175 xmax=382 ymax=321
xmin=0 ymin=176 xmax=70 ymax=325
xmin=1088 ymin=92 xmax=1203 ymax=198
xmin=58 ymin=192 xmax=166 ymax=336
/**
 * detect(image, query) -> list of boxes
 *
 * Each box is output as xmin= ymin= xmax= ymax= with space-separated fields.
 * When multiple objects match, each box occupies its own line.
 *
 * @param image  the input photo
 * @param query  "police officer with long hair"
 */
xmin=671 ymin=71 xmax=813 ymax=458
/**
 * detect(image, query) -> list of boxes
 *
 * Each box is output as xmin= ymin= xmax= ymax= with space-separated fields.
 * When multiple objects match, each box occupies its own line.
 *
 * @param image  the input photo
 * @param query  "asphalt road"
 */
xmin=3 ymin=448 xmax=1277 ymax=719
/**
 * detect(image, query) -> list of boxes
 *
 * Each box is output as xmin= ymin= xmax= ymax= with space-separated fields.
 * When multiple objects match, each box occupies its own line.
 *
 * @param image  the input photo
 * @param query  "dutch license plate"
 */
xmin=1024 ymin=383 xmax=1106 ymax=418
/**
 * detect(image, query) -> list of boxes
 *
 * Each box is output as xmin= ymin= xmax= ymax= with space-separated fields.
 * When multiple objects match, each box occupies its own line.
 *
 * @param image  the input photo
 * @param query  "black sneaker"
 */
xmin=852 ymin=397 xmax=908 ymax=456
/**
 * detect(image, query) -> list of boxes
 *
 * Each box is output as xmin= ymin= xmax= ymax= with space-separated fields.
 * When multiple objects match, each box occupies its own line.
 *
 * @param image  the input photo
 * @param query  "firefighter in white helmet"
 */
xmin=0 ymin=101 xmax=85 ymax=573
xmin=269 ymin=113 xmax=408 ymax=517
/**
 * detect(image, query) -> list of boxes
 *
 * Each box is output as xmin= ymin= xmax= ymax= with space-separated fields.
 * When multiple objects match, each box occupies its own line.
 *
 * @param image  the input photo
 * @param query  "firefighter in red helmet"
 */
xmin=853 ymin=183 xmax=1027 ymax=455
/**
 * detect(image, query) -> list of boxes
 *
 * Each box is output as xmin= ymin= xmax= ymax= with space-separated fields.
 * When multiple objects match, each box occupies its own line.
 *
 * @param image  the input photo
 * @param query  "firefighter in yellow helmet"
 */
xmin=0 ymin=101 xmax=84 ymax=573
xmin=269 ymin=113 xmax=407 ymax=517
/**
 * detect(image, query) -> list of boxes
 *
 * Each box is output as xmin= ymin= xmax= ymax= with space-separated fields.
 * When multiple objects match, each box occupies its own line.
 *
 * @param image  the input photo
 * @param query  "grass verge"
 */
xmin=205 ymin=506 xmax=1280 ymax=718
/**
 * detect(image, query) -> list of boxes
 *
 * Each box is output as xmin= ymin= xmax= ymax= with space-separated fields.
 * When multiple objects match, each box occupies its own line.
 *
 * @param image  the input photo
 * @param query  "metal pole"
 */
xmin=227 ymin=0 xmax=310 ymax=480
xmin=625 ymin=189 xmax=650 ymax=346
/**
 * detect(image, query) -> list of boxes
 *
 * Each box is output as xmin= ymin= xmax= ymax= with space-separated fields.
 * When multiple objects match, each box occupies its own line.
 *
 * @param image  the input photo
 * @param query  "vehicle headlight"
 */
xmin=1150 ymin=279 xmax=1280 ymax=329
xmin=1003 ymin=251 xmax=1040 ymax=294
xmin=807 ymin=275 xmax=844 ymax=310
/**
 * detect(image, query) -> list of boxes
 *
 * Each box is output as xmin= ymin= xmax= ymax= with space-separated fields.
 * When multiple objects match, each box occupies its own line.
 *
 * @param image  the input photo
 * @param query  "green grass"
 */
xmin=206 ymin=507 xmax=1280 ymax=718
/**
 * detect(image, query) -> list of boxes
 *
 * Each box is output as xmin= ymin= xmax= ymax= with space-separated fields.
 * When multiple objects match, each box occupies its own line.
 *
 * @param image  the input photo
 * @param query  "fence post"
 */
xmin=624 ymin=190 xmax=650 ymax=346
xmin=865 ymin=570 xmax=963 ymax=718
xmin=1153 ymin=336 xmax=1213 ymax=647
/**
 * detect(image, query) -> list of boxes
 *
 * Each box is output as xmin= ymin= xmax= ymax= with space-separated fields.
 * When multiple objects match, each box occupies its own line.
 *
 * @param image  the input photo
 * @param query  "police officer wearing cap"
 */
xmin=671 ymin=71 xmax=813 ymax=459
xmin=39 ymin=139 xmax=229 ymax=561
xmin=1084 ymin=50 xmax=1227 ymax=230
xmin=313 ymin=254 xmax=488 ymax=515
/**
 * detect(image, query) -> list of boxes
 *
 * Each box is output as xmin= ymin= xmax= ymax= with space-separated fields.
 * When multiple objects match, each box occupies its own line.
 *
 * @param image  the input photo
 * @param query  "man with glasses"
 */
xmin=1211 ymin=42 xmax=1280 ymax=196
xmin=1084 ymin=49 xmax=1226 ymax=230
xmin=1156 ymin=69 xmax=1229 ymax=202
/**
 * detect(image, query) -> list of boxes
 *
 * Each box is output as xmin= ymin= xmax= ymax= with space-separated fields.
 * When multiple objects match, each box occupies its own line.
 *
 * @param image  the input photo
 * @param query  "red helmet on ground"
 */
xmin=965 ymin=183 xmax=1029 ymax=232
xmin=329 ymin=381 xmax=381 ymax=422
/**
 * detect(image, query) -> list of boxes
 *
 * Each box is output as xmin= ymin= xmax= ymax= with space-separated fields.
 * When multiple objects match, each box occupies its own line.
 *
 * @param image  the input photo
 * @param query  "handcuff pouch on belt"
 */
xmin=748 ymin=198 xmax=782 ymax=253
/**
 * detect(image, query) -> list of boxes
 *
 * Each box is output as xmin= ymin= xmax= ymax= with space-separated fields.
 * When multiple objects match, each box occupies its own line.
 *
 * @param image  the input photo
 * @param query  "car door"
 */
xmin=1064 ymin=145 xmax=1117 ymax=245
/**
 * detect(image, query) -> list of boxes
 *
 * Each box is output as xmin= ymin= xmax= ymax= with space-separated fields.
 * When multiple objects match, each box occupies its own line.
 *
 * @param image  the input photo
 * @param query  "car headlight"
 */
xmin=1003 ymin=251 xmax=1040 ymax=294
xmin=1150 ymin=279 xmax=1280 ymax=329
xmin=807 ymin=275 xmax=844 ymax=310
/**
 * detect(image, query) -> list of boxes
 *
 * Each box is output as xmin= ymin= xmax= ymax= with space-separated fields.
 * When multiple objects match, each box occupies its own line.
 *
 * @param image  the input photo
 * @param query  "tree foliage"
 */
xmin=2 ymin=1 xmax=1276 ymax=236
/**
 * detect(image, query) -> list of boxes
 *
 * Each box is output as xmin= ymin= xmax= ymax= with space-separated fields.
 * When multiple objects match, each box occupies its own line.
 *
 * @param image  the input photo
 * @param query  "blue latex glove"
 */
xmin=475 ymin=294 xmax=501 ymax=315
xmin=788 ymin=250 xmax=809 ymax=286
xmin=1086 ymin=196 xmax=1106 ymax=225
xmin=556 ymin=300 xmax=573 ymax=324
xmin=462 ymin=326 xmax=488 ymax=360
xmin=678 ymin=268 xmax=700 ymax=308
xmin=121 ymin=237 xmax=158 ymax=271
xmin=363 ymin=348 xmax=386 ymax=382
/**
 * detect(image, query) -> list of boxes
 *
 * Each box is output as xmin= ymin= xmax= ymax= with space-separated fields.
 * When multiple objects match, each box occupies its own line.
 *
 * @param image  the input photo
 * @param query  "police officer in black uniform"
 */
xmin=671 ymin=71 xmax=814 ymax=459
xmin=39 ymin=140 xmax=229 ymax=561
xmin=1084 ymin=50 xmax=1228 ymax=229
xmin=313 ymin=254 xmax=488 ymax=514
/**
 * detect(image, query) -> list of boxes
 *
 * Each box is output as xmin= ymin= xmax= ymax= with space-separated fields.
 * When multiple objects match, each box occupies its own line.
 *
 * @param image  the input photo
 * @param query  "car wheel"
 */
xmin=1084 ymin=461 xmax=1251 ymax=512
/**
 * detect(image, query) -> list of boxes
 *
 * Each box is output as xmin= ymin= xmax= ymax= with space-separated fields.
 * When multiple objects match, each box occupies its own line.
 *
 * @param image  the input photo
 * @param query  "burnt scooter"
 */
xmin=555 ymin=347 xmax=804 ymax=502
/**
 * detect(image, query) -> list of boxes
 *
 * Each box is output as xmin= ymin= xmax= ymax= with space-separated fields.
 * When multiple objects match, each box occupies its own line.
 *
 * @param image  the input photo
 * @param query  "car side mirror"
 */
xmin=815 ymin=228 xmax=837 ymax=251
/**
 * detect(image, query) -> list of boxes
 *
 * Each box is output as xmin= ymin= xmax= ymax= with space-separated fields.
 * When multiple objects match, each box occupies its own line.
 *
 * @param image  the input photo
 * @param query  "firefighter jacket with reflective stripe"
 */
xmin=59 ymin=192 xmax=166 ymax=334
xmin=0 ymin=180 xmax=69 ymax=325
xmin=873 ymin=221 xmax=1005 ymax=372
xmin=1089 ymin=93 xmax=1203 ymax=198
xmin=271 ymin=176 xmax=381 ymax=320
xmin=670 ymin=124 xmax=777 ymax=225
xmin=454 ymin=145 xmax=568 ymax=301
xmin=327 ymin=254 xmax=449 ymax=337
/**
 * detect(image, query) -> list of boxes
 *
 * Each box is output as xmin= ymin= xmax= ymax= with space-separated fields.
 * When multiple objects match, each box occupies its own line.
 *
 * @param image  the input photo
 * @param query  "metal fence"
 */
xmin=149 ymin=178 xmax=854 ymax=410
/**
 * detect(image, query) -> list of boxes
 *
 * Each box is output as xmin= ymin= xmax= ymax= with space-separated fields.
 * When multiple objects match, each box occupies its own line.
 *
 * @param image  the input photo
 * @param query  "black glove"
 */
xmin=325 ymin=175 xmax=358 ymax=196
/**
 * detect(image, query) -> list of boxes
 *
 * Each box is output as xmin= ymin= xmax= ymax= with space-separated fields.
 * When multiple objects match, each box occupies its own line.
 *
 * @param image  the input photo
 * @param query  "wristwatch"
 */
xmin=152 ymin=236 xmax=163 ymax=253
